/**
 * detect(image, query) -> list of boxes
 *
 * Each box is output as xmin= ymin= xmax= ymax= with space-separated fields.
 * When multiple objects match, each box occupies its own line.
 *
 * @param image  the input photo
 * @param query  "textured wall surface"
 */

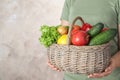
xmin=0 ymin=0 xmax=64 ymax=80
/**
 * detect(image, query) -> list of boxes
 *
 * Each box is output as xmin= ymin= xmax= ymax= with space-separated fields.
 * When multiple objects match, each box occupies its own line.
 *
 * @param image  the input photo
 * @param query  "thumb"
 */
xmin=105 ymin=65 xmax=112 ymax=72
xmin=105 ymin=59 xmax=115 ymax=72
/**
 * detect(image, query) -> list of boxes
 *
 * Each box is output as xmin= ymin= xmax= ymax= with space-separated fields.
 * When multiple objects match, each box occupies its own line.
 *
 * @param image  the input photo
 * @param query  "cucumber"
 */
xmin=87 ymin=23 xmax=104 ymax=37
xmin=88 ymin=29 xmax=117 ymax=46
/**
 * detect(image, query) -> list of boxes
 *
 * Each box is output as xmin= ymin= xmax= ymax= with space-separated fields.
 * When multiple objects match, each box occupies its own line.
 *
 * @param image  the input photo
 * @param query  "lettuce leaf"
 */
xmin=39 ymin=25 xmax=60 ymax=47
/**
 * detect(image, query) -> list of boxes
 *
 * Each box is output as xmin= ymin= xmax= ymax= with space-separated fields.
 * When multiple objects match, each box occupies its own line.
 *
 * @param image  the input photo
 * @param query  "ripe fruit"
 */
xmin=81 ymin=23 xmax=92 ymax=31
xmin=71 ymin=25 xmax=81 ymax=36
xmin=57 ymin=26 xmax=68 ymax=35
xmin=57 ymin=35 xmax=67 ymax=44
xmin=71 ymin=29 xmax=80 ymax=36
xmin=71 ymin=30 xmax=89 ymax=46
xmin=73 ymin=25 xmax=81 ymax=30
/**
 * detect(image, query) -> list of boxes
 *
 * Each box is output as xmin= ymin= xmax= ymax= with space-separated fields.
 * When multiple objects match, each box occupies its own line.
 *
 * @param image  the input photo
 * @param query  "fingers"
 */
xmin=88 ymin=63 xmax=113 ymax=78
xmin=47 ymin=61 xmax=54 ymax=68
xmin=47 ymin=60 xmax=61 ymax=72
xmin=88 ymin=57 xmax=117 ymax=78
xmin=88 ymin=64 xmax=113 ymax=78
xmin=105 ymin=59 xmax=116 ymax=72
xmin=105 ymin=66 xmax=112 ymax=72
xmin=88 ymin=70 xmax=112 ymax=78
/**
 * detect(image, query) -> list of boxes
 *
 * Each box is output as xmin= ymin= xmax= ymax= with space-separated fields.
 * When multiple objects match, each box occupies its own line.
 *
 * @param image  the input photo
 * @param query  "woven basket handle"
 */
xmin=67 ymin=16 xmax=85 ymax=45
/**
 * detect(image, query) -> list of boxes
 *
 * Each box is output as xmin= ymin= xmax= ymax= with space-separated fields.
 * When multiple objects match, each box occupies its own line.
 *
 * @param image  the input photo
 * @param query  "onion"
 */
xmin=57 ymin=26 xmax=68 ymax=35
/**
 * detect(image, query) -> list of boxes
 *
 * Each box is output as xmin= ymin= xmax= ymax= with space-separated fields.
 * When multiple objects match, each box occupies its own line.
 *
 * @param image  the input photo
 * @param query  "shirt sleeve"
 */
xmin=118 ymin=0 xmax=120 ymax=24
xmin=60 ymin=0 xmax=71 ymax=21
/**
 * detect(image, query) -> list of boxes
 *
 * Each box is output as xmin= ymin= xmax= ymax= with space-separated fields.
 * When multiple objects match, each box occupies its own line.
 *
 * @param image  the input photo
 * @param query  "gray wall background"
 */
xmin=0 ymin=0 xmax=64 ymax=80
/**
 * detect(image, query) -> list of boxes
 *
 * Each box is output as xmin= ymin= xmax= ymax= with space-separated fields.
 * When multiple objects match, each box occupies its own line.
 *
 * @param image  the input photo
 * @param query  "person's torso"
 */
xmin=67 ymin=0 xmax=119 ymax=55
xmin=69 ymin=0 xmax=119 ymax=27
xmin=64 ymin=0 xmax=120 ymax=80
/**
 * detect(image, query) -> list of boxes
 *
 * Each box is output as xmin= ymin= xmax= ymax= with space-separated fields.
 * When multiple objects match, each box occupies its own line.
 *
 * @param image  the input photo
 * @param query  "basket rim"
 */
xmin=49 ymin=42 xmax=110 ymax=48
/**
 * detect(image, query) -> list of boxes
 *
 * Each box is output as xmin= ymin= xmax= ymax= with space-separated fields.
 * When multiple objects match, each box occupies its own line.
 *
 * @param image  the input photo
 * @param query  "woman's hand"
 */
xmin=88 ymin=51 xmax=120 ymax=78
xmin=88 ymin=58 xmax=116 ymax=78
xmin=47 ymin=60 xmax=61 ymax=72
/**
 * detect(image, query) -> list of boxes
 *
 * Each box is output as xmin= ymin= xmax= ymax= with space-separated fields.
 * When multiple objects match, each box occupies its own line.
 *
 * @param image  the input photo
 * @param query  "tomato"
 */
xmin=71 ymin=25 xmax=81 ymax=36
xmin=71 ymin=30 xmax=89 ymax=46
xmin=71 ymin=29 xmax=80 ymax=36
xmin=73 ymin=25 xmax=81 ymax=30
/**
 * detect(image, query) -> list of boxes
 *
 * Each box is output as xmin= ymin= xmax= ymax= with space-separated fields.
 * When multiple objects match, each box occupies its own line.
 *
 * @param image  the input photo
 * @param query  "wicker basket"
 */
xmin=47 ymin=16 xmax=111 ymax=74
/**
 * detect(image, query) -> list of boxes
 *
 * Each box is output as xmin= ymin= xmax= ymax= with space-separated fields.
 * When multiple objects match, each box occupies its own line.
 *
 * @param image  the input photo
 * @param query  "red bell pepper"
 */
xmin=78 ymin=17 xmax=92 ymax=31
xmin=81 ymin=23 xmax=92 ymax=32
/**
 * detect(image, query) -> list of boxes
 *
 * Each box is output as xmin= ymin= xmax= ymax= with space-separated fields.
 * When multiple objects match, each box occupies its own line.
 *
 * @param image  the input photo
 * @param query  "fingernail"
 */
xmin=88 ymin=76 xmax=90 ymax=78
xmin=88 ymin=75 xmax=92 ymax=78
xmin=109 ymin=67 xmax=112 ymax=69
xmin=93 ymin=73 xmax=97 ymax=75
xmin=58 ymin=70 xmax=60 ymax=72
xmin=105 ymin=67 xmax=111 ymax=72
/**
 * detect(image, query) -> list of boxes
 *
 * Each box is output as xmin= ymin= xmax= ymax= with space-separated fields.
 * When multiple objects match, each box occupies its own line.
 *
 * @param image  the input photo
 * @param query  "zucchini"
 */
xmin=87 ymin=23 xmax=104 ymax=37
xmin=88 ymin=28 xmax=117 ymax=46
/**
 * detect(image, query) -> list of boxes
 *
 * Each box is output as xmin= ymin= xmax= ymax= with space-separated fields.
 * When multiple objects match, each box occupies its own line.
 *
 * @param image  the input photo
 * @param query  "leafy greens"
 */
xmin=39 ymin=25 xmax=60 ymax=47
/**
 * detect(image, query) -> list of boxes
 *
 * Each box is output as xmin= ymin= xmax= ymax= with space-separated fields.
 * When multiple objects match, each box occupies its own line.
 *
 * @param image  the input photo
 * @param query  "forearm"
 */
xmin=61 ymin=20 xmax=69 ymax=26
xmin=112 ymin=25 xmax=120 ymax=67
xmin=112 ymin=51 xmax=120 ymax=67
xmin=118 ymin=24 xmax=120 ymax=49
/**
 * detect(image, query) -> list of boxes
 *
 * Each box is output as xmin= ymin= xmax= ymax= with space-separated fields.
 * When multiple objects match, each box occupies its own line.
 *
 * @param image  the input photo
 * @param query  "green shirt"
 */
xmin=60 ymin=0 xmax=120 ymax=80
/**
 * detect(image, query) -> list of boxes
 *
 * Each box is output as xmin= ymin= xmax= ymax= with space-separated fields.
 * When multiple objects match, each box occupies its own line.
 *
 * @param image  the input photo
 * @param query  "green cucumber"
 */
xmin=87 ymin=23 xmax=104 ymax=37
xmin=88 ymin=28 xmax=117 ymax=46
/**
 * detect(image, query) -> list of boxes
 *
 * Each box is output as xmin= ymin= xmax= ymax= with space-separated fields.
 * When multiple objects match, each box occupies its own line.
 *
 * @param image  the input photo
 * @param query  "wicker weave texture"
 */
xmin=48 ymin=42 xmax=111 ymax=74
xmin=47 ymin=16 xmax=111 ymax=74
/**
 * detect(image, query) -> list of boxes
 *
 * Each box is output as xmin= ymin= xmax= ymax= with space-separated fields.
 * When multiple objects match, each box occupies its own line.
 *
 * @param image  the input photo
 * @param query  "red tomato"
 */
xmin=73 ymin=25 xmax=81 ymax=30
xmin=71 ymin=29 xmax=80 ymax=36
xmin=71 ymin=30 xmax=89 ymax=46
